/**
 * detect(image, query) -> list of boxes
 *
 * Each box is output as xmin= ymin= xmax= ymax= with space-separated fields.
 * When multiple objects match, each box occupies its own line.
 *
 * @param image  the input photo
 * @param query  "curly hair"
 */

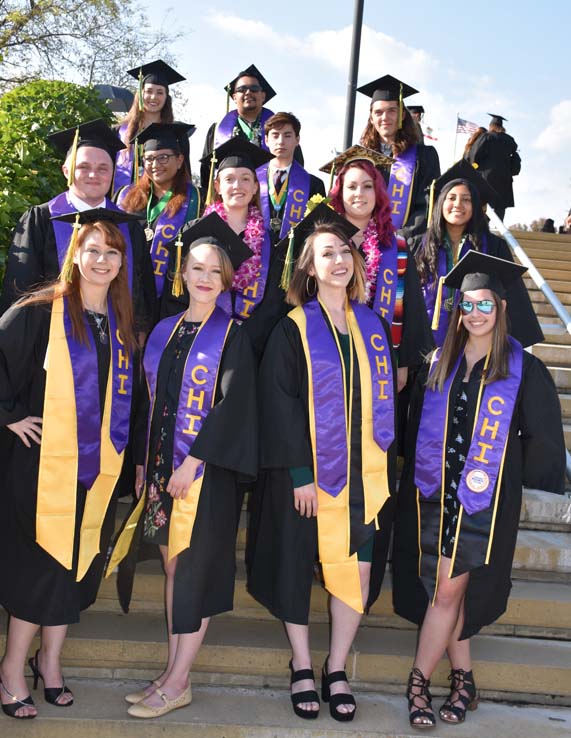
xmin=359 ymin=105 xmax=420 ymax=156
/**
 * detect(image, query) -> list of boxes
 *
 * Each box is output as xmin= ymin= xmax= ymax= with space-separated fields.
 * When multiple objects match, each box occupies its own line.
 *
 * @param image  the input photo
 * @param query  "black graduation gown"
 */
xmin=410 ymin=231 xmax=544 ymax=348
xmin=392 ymin=352 xmax=565 ymax=639
xmin=134 ymin=322 xmax=258 ymax=634
xmin=466 ymin=132 xmax=520 ymax=210
xmin=247 ymin=313 xmax=398 ymax=625
xmin=0 ymin=199 xmax=157 ymax=334
xmin=378 ymin=144 xmax=441 ymax=243
xmin=392 ymin=250 xmax=434 ymax=369
xmin=0 ymin=302 xmax=130 ymax=625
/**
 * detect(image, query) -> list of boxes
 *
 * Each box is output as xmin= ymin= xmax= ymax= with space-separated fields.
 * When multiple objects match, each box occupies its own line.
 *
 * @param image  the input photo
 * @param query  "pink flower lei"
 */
xmin=360 ymin=218 xmax=381 ymax=301
xmin=204 ymin=200 xmax=264 ymax=292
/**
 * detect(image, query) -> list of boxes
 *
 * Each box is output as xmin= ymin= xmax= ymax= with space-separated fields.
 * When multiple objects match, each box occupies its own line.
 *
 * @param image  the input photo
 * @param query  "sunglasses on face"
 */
xmin=459 ymin=299 xmax=496 ymax=315
xmin=234 ymin=84 xmax=262 ymax=94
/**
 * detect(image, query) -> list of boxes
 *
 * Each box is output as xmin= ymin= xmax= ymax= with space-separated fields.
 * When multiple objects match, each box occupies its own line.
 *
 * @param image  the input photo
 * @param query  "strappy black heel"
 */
xmin=288 ymin=659 xmax=319 ymax=719
xmin=407 ymin=667 xmax=436 ymax=728
xmin=439 ymin=668 xmax=478 ymax=723
xmin=28 ymin=649 xmax=74 ymax=707
xmin=0 ymin=677 xmax=36 ymax=719
xmin=321 ymin=658 xmax=356 ymax=722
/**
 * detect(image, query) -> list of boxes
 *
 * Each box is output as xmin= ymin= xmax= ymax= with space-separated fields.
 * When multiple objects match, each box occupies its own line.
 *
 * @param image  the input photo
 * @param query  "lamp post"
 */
xmin=343 ymin=0 xmax=365 ymax=150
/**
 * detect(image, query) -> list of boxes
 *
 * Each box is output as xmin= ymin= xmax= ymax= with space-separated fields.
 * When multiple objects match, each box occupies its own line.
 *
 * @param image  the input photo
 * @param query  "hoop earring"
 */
xmin=306 ymin=275 xmax=317 ymax=297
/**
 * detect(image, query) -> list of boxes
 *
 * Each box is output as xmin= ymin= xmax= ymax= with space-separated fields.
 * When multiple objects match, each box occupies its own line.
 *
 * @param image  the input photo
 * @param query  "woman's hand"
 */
xmin=397 ymin=366 xmax=409 ymax=393
xmin=7 ymin=416 xmax=42 ymax=447
xmin=135 ymin=465 xmax=145 ymax=499
xmin=166 ymin=455 xmax=202 ymax=499
xmin=294 ymin=483 xmax=318 ymax=518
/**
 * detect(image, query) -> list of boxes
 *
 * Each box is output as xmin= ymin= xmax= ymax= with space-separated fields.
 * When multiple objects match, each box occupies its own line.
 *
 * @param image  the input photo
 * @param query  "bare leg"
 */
xmin=326 ymin=561 xmax=371 ymax=715
xmin=36 ymin=624 xmax=73 ymax=705
xmin=0 ymin=616 xmax=39 ymax=717
xmin=283 ymin=622 xmax=319 ymax=713
xmin=441 ymin=599 xmax=475 ymax=722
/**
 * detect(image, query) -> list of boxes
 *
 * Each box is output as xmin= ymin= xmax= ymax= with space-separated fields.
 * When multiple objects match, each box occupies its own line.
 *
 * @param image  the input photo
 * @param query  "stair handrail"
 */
xmin=487 ymin=207 xmax=571 ymax=481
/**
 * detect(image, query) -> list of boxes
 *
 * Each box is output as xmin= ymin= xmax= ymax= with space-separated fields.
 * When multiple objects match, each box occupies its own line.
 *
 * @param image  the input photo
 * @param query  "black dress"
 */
xmin=0 ymin=304 xmax=122 ymax=625
xmin=441 ymin=384 xmax=469 ymax=558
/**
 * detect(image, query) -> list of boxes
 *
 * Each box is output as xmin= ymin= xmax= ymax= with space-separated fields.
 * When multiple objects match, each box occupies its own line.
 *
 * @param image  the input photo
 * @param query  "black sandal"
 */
xmin=288 ymin=659 xmax=319 ymax=719
xmin=407 ymin=667 xmax=436 ymax=728
xmin=439 ymin=668 xmax=478 ymax=723
xmin=321 ymin=658 xmax=356 ymax=722
xmin=0 ymin=678 xmax=36 ymax=719
xmin=28 ymin=649 xmax=74 ymax=707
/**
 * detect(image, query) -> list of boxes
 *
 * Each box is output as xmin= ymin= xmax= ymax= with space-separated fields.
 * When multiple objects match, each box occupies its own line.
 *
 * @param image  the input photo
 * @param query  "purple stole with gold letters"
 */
xmin=370 ymin=234 xmax=399 ymax=325
xmin=257 ymin=160 xmax=311 ymax=238
xmin=214 ymin=108 xmax=274 ymax=149
xmin=388 ymin=145 xmax=416 ymax=229
xmin=415 ymin=337 xmax=523 ymax=515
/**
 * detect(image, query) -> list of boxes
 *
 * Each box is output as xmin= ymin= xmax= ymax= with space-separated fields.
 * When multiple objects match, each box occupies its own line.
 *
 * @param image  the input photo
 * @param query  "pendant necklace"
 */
xmin=88 ymin=310 xmax=108 ymax=344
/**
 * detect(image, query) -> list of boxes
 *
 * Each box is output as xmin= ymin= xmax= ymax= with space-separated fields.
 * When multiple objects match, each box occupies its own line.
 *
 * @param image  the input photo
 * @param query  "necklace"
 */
xmin=87 ymin=310 xmax=108 ymax=345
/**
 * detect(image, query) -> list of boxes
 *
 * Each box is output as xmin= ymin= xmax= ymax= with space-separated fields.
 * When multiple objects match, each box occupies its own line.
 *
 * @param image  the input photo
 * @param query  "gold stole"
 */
xmin=36 ymin=297 xmax=125 ymax=581
xmin=289 ymin=302 xmax=390 ymax=613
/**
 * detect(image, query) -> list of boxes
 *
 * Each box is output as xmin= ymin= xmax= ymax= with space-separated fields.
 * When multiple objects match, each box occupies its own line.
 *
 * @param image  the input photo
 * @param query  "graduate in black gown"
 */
xmin=392 ymin=252 xmax=565 ymax=729
xmin=0 ymin=209 xmax=139 ymax=720
xmin=109 ymin=216 xmax=257 ymax=720
xmin=247 ymin=206 xmax=397 ymax=722
xmin=0 ymin=120 xmax=156 ymax=335
xmin=358 ymin=75 xmax=441 ymax=242
xmin=412 ymin=160 xmax=543 ymax=348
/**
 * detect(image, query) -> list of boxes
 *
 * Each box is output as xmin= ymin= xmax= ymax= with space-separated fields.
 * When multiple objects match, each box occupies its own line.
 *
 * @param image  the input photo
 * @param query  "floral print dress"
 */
xmin=143 ymin=320 xmax=201 ymax=545
xmin=442 ymin=382 xmax=470 ymax=557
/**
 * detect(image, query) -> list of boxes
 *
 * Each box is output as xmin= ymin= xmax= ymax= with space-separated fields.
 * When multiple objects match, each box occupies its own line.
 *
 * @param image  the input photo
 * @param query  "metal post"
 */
xmin=343 ymin=0 xmax=365 ymax=150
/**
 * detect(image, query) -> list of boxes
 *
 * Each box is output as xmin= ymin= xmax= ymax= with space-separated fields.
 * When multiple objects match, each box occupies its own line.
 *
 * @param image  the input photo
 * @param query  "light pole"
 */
xmin=343 ymin=0 xmax=365 ymax=150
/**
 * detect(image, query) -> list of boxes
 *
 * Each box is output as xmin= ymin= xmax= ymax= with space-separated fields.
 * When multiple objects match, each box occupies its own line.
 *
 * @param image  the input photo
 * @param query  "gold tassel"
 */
xmin=60 ymin=214 xmax=81 ymax=283
xmin=134 ymin=137 xmax=140 ymax=185
xmin=205 ymin=152 xmax=218 ymax=207
xmin=431 ymin=276 xmax=445 ymax=331
xmin=172 ymin=232 xmax=184 ymax=297
xmin=427 ymin=179 xmax=436 ymax=223
xmin=328 ymin=164 xmax=335 ymax=194
xmin=398 ymin=83 xmax=403 ymax=129
xmin=138 ymin=69 xmax=144 ymax=112
xmin=225 ymin=84 xmax=231 ymax=114
xmin=279 ymin=227 xmax=295 ymax=291
xmin=66 ymin=127 xmax=80 ymax=188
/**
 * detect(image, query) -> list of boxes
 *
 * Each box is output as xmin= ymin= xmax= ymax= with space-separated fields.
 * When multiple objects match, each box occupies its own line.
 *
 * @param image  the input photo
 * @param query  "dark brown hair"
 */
xmin=264 ymin=111 xmax=301 ymax=137
xmin=463 ymin=126 xmax=486 ymax=156
xmin=359 ymin=105 xmax=420 ymax=156
xmin=121 ymin=158 xmax=189 ymax=217
xmin=123 ymin=87 xmax=174 ymax=143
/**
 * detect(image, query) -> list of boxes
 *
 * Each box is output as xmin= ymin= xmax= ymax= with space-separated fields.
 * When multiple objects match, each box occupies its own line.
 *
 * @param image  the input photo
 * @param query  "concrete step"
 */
xmin=4 ymin=680 xmax=571 ymax=738
xmin=557 ymin=394 xmax=571 ymax=419
xmin=547 ymin=366 xmax=571 ymax=390
xmin=520 ymin=489 xmax=571 ymax=531
xmin=526 ymin=280 xmax=571 ymax=298
xmin=534 ymin=302 xmax=570 ymax=321
xmin=528 ymin=289 xmax=571 ymax=307
xmin=1 ymin=610 xmax=569 ymax=705
xmin=530 ymin=343 xmax=571 ymax=367
xmin=540 ymin=326 xmax=571 ymax=347
xmin=521 ymin=249 xmax=571 ymax=263
xmin=565 ymin=424 xmax=571 ymax=448
xmin=513 ymin=530 xmax=571 ymax=578
xmin=522 ymin=259 xmax=571 ymax=275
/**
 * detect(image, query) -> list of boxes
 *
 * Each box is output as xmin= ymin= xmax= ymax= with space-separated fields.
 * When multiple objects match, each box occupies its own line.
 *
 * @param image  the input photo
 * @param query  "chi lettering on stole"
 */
xmin=284 ymin=189 xmax=304 ymax=230
xmin=239 ymin=280 xmax=260 ymax=319
xmin=473 ymin=395 xmax=505 ymax=464
xmin=154 ymin=224 xmax=175 ymax=277
xmin=116 ymin=329 xmax=129 ymax=395
xmin=375 ymin=268 xmax=395 ymax=319
xmin=391 ymin=181 xmax=405 ymax=215
xmin=370 ymin=332 xmax=390 ymax=400
xmin=183 ymin=365 xmax=208 ymax=436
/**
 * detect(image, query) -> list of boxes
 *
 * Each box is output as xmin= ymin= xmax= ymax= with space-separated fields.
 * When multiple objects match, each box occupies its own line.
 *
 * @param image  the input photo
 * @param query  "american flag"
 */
xmin=456 ymin=117 xmax=478 ymax=135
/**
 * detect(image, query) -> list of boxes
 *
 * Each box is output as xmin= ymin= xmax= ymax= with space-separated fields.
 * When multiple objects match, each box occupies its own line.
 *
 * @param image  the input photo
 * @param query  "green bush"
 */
xmin=0 ymin=80 xmax=113 ymax=276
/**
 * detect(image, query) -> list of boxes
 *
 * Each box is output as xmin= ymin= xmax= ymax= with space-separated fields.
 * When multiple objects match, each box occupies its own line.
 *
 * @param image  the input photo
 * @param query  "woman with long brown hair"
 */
xmin=392 ymin=251 xmax=565 ymax=728
xmin=357 ymin=74 xmax=440 ymax=241
xmin=113 ymin=60 xmax=183 ymax=195
xmin=0 ymin=210 xmax=138 ymax=720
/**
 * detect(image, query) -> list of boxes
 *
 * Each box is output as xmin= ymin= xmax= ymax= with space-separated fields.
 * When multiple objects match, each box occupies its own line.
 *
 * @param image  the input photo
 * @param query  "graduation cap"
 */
xmin=357 ymin=74 xmax=418 ymax=129
xmin=225 ymin=64 xmax=276 ymax=103
xmin=429 ymin=159 xmax=501 ymax=213
xmin=320 ymin=144 xmax=394 ymax=180
xmin=276 ymin=202 xmax=359 ymax=291
xmin=51 ymin=207 xmax=140 ymax=283
xmin=169 ymin=212 xmax=253 ymax=297
xmin=134 ymin=122 xmax=196 ymax=151
xmin=488 ymin=113 xmax=507 ymax=126
xmin=408 ymin=105 xmax=425 ymax=116
xmin=127 ymin=59 xmax=185 ymax=88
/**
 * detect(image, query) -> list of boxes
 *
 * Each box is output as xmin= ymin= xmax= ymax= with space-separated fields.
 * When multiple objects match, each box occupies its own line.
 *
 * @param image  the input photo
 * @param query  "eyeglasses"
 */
xmin=234 ymin=84 xmax=262 ymax=94
xmin=459 ymin=299 xmax=496 ymax=315
xmin=142 ymin=153 xmax=177 ymax=166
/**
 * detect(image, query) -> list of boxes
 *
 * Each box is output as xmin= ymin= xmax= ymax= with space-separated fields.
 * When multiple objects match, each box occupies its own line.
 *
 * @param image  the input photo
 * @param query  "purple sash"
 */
xmin=415 ymin=337 xmax=523 ymax=515
xmin=113 ymin=122 xmax=133 ymax=195
xmin=48 ymin=193 xmax=134 ymax=292
xmin=303 ymin=299 xmax=394 ymax=497
xmin=214 ymin=108 xmax=274 ymax=149
xmin=232 ymin=230 xmax=272 ymax=320
xmin=388 ymin=145 xmax=416 ymax=229
xmin=63 ymin=296 xmax=133 ymax=489
xmin=371 ymin=234 xmax=399 ymax=324
xmin=143 ymin=307 xmax=232 ymax=476
xmin=148 ymin=184 xmax=193 ymax=297
xmin=257 ymin=160 xmax=311 ymax=238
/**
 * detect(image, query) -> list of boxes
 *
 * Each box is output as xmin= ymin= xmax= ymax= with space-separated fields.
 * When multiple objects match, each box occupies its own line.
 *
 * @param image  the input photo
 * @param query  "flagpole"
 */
xmin=453 ymin=112 xmax=459 ymax=162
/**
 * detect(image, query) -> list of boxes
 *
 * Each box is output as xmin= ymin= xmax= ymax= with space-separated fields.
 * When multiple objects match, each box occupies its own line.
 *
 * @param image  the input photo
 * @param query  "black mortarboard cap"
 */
xmin=276 ymin=202 xmax=359 ymax=259
xmin=200 ymin=136 xmax=273 ymax=174
xmin=177 ymin=213 xmax=253 ymax=271
xmin=134 ymin=122 xmax=196 ymax=151
xmin=47 ymin=119 xmax=125 ymax=159
xmin=225 ymin=64 xmax=276 ymax=102
xmin=127 ymin=59 xmax=185 ymax=88
xmin=443 ymin=251 xmax=526 ymax=299
xmin=408 ymin=105 xmax=425 ymax=115
xmin=488 ymin=113 xmax=508 ymax=125
xmin=320 ymin=144 xmax=393 ymax=175
xmin=357 ymin=74 xmax=418 ymax=103
xmin=431 ymin=159 xmax=501 ymax=210
xmin=51 ymin=207 xmax=141 ymax=226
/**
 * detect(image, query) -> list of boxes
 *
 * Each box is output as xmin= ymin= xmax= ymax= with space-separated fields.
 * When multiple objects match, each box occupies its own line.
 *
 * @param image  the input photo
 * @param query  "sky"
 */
xmin=140 ymin=0 xmax=571 ymax=228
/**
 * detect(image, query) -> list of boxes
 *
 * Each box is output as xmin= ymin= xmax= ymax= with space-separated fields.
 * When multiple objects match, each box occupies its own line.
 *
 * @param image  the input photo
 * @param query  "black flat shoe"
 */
xmin=288 ymin=659 xmax=320 ymax=720
xmin=321 ymin=658 xmax=356 ymax=722
xmin=0 ymin=678 xmax=36 ymax=719
xmin=28 ymin=649 xmax=74 ymax=707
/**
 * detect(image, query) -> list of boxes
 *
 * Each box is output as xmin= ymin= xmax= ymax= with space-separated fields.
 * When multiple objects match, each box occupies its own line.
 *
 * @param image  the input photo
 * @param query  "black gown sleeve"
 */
xmin=399 ymin=145 xmax=441 ymax=243
xmin=519 ymin=354 xmax=566 ymax=493
xmin=127 ymin=220 xmax=158 ymax=332
xmin=309 ymin=174 xmax=326 ymax=198
xmin=397 ymin=253 xmax=435 ymax=368
xmin=200 ymin=123 xmax=216 ymax=195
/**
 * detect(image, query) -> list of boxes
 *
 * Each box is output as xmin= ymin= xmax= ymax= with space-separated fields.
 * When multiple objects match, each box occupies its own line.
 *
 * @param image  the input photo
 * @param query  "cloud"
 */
xmin=534 ymin=100 xmax=571 ymax=153
xmin=206 ymin=12 xmax=302 ymax=52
